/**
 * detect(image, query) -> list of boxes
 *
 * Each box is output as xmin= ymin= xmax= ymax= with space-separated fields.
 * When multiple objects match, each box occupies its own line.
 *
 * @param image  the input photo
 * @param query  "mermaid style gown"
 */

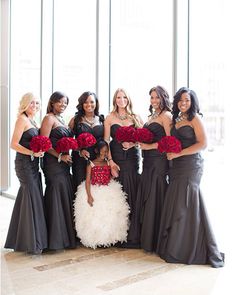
xmin=5 ymin=128 xmax=47 ymax=253
xmin=72 ymin=121 xmax=104 ymax=191
xmin=110 ymin=124 xmax=141 ymax=247
xmin=157 ymin=125 xmax=224 ymax=267
xmin=42 ymin=126 xmax=76 ymax=250
xmin=135 ymin=122 xmax=169 ymax=252
xmin=74 ymin=165 xmax=130 ymax=249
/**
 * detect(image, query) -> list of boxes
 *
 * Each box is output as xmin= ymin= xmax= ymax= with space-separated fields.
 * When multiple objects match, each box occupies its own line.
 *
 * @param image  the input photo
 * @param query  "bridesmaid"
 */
xmin=5 ymin=92 xmax=47 ymax=254
xmin=157 ymin=87 xmax=224 ymax=267
xmin=40 ymin=91 xmax=76 ymax=250
xmin=135 ymin=86 xmax=172 ymax=252
xmin=69 ymin=91 xmax=104 ymax=192
xmin=104 ymin=88 xmax=143 ymax=248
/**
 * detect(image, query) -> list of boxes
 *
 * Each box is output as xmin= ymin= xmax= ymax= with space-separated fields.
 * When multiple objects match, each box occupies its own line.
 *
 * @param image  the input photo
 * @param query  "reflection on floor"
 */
xmin=1 ymin=194 xmax=235 ymax=295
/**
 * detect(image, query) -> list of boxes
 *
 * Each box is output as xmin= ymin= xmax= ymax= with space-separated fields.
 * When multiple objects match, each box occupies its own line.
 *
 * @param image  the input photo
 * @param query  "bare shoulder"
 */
xmin=42 ymin=113 xmax=55 ymax=124
xmin=15 ymin=114 xmax=28 ymax=128
xmin=162 ymin=110 xmax=172 ymax=120
xmin=105 ymin=112 xmax=114 ymax=123
xmin=191 ymin=114 xmax=204 ymax=126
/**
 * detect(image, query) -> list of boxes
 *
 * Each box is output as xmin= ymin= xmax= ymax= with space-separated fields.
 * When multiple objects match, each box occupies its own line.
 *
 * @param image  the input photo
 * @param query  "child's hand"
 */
xmin=87 ymin=195 xmax=94 ymax=207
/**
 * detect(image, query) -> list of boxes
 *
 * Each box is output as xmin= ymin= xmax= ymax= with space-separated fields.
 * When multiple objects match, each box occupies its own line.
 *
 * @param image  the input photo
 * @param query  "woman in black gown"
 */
xmin=69 ymin=91 xmax=104 ymax=192
xmin=40 ymin=91 xmax=76 ymax=250
xmin=104 ymin=88 xmax=143 ymax=248
xmin=157 ymin=87 xmax=224 ymax=267
xmin=5 ymin=92 xmax=47 ymax=254
xmin=135 ymin=86 xmax=172 ymax=252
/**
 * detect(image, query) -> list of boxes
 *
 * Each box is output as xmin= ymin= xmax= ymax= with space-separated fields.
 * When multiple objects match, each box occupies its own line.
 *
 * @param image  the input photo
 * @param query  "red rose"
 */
xmin=76 ymin=132 xmax=97 ymax=149
xmin=115 ymin=126 xmax=136 ymax=143
xmin=133 ymin=127 xmax=154 ymax=143
xmin=158 ymin=136 xmax=182 ymax=153
xmin=56 ymin=137 xmax=78 ymax=153
xmin=29 ymin=135 xmax=52 ymax=152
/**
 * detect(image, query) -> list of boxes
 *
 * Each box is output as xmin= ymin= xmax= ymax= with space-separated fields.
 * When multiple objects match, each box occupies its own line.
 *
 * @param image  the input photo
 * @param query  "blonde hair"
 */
xmin=111 ymin=88 xmax=141 ymax=127
xmin=17 ymin=92 xmax=39 ymax=117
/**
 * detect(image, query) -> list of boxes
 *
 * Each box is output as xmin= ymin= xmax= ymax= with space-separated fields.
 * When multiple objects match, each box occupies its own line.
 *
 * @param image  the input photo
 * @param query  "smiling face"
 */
xmin=26 ymin=97 xmax=40 ymax=116
xmin=115 ymin=91 xmax=128 ymax=110
xmin=177 ymin=92 xmax=191 ymax=114
xmin=83 ymin=95 xmax=96 ymax=114
xmin=150 ymin=90 xmax=161 ymax=112
xmin=53 ymin=96 xmax=68 ymax=114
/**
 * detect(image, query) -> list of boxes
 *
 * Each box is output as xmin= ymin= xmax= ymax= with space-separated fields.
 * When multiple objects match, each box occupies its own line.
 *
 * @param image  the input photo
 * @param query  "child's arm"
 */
xmin=85 ymin=164 xmax=94 ymax=207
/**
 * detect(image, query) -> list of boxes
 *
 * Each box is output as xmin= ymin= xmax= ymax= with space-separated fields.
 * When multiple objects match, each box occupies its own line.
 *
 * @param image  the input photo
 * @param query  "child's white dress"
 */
xmin=74 ymin=165 xmax=130 ymax=249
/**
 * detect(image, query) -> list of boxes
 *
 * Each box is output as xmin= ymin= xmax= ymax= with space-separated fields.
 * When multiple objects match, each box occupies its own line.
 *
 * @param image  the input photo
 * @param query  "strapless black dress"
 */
xmin=135 ymin=122 xmax=169 ymax=252
xmin=110 ymin=124 xmax=141 ymax=247
xmin=157 ymin=125 xmax=224 ymax=267
xmin=5 ymin=128 xmax=47 ymax=253
xmin=42 ymin=126 xmax=76 ymax=250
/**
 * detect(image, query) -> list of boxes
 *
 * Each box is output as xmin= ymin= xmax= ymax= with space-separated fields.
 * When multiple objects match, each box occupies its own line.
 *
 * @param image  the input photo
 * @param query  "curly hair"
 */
xmin=74 ymin=91 xmax=103 ymax=123
xmin=172 ymin=87 xmax=202 ymax=124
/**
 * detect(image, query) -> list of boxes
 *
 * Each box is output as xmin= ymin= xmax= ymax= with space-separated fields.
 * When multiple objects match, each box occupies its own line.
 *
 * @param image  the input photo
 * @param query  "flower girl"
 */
xmin=74 ymin=140 xmax=130 ymax=249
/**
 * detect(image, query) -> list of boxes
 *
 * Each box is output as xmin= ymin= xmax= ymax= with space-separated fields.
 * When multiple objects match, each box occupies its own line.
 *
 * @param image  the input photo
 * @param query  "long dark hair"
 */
xmin=172 ymin=87 xmax=202 ymax=124
xmin=46 ymin=91 xmax=69 ymax=113
xmin=148 ymin=85 xmax=172 ymax=116
xmin=75 ymin=91 xmax=104 ymax=123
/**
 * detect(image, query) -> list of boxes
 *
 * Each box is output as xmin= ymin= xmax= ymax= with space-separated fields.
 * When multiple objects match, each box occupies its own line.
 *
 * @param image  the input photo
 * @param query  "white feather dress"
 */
xmin=74 ymin=165 xmax=130 ymax=249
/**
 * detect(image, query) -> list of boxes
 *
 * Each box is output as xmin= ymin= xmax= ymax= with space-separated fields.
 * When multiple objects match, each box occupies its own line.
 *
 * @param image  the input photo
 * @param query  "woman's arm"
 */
xmin=68 ymin=116 xmax=75 ymax=130
xmin=85 ymin=164 xmax=94 ymax=206
xmin=104 ymin=114 xmax=120 ymax=177
xmin=162 ymin=111 xmax=172 ymax=136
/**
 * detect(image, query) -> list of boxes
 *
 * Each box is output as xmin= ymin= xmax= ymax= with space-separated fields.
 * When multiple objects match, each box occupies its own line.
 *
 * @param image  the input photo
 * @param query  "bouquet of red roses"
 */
xmin=133 ymin=127 xmax=154 ymax=143
xmin=115 ymin=126 xmax=136 ymax=143
xmin=55 ymin=137 xmax=78 ymax=153
xmin=158 ymin=136 xmax=182 ymax=153
xmin=29 ymin=135 xmax=52 ymax=152
xmin=76 ymin=132 xmax=97 ymax=149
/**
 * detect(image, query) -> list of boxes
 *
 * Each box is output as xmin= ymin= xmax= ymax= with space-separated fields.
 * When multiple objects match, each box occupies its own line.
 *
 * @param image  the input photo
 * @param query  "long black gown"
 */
xmin=5 ymin=128 xmax=48 ymax=253
xmin=157 ymin=125 xmax=224 ymax=267
xmin=72 ymin=120 xmax=104 ymax=191
xmin=110 ymin=124 xmax=141 ymax=247
xmin=42 ymin=126 xmax=76 ymax=250
xmin=135 ymin=122 xmax=169 ymax=252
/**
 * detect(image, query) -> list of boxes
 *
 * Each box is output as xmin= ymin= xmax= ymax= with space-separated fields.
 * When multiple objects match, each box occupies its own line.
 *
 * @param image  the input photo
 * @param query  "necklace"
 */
xmin=151 ymin=111 xmax=160 ymax=119
xmin=29 ymin=118 xmax=38 ymax=128
xmin=24 ymin=112 xmax=38 ymax=128
xmin=116 ymin=112 xmax=128 ymax=121
xmin=84 ymin=115 xmax=96 ymax=127
xmin=54 ymin=113 xmax=65 ymax=125
xmin=175 ymin=112 xmax=188 ymax=123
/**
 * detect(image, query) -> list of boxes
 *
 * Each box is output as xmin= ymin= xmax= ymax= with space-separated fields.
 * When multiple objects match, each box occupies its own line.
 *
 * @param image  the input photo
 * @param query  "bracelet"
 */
xmin=30 ymin=151 xmax=35 ymax=161
xmin=58 ymin=153 xmax=62 ymax=163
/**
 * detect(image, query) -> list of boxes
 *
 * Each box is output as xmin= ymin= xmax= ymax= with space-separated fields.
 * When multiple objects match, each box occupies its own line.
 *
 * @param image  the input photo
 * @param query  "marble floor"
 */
xmin=1 ymin=194 xmax=235 ymax=295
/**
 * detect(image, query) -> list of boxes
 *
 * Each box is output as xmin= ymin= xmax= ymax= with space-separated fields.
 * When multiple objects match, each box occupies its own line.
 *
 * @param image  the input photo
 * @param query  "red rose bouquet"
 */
xmin=76 ymin=132 xmax=97 ymax=149
xmin=115 ymin=126 xmax=136 ymax=143
xmin=158 ymin=136 xmax=182 ymax=153
xmin=56 ymin=137 xmax=78 ymax=153
xmin=29 ymin=135 xmax=52 ymax=152
xmin=133 ymin=127 xmax=154 ymax=143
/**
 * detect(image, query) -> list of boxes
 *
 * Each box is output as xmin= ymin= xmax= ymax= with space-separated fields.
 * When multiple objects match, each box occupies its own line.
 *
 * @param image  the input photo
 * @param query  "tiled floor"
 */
xmin=1 ymin=195 xmax=235 ymax=295
xmin=1 ymin=149 xmax=235 ymax=294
